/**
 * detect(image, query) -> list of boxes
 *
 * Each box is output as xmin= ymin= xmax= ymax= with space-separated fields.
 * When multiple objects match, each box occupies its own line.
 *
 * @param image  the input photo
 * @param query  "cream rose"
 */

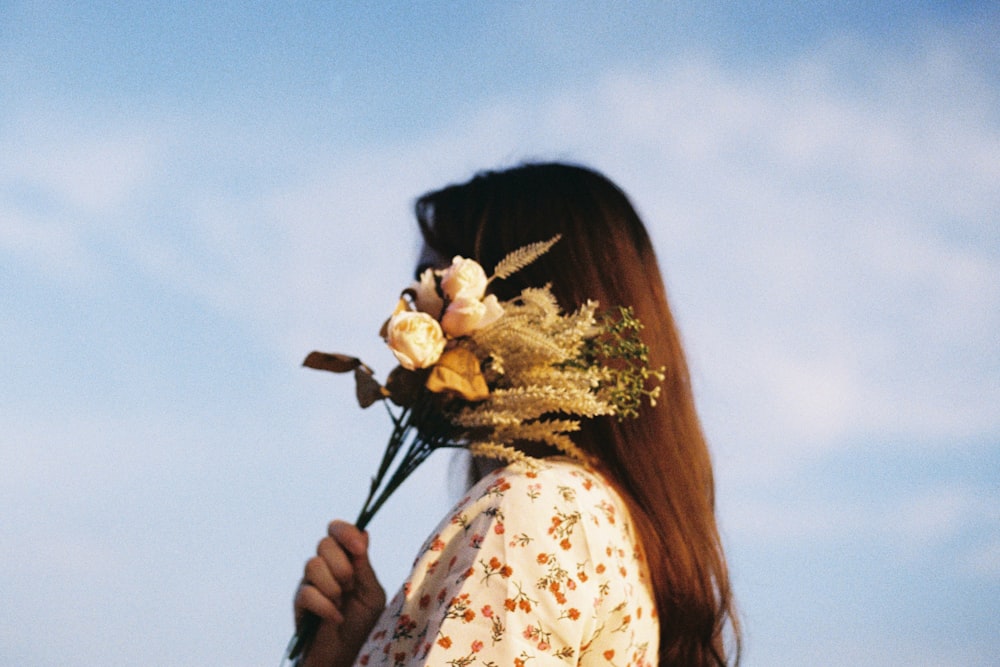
xmin=439 ymin=256 xmax=488 ymax=301
xmin=441 ymin=294 xmax=504 ymax=337
xmin=411 ymin=267 xmax=444 ymax=318
xmin=386 ymin=311 xmax=446 ymax=370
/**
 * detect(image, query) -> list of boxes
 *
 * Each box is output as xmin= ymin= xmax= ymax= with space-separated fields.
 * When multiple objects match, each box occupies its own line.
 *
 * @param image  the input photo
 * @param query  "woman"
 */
xmin=293 ymin=163 xmax=741 ymax=666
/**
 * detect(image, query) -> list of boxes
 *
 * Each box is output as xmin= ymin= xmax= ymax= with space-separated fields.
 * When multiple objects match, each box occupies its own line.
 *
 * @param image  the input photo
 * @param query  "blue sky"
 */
xmin=2 ymin=2 xmax=998 ymax=665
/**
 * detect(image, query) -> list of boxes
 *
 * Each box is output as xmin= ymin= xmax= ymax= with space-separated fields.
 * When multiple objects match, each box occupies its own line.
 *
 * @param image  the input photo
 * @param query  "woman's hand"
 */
xmin=294 ymin=521 xmax=386 ymax=667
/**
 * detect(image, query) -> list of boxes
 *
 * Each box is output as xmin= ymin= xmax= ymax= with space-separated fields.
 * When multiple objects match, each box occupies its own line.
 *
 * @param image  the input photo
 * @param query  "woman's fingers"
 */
xmin=304 ymin=554 xmax=343 ymax=602
xmin=317 ymin=536 xmax=355 ymax=593
xmin=326 ymin=521 xmax=386 ymax=614
xmin=327 ymin=520 xmax=366 ymax=555
xmin=294 ymin=523 xmax=359 ymax=627
xmin=295 ymin=579 xmax=344 ymax=625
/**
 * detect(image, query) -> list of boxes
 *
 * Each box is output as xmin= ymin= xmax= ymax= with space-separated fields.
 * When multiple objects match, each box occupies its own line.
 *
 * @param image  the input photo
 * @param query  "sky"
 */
xmin=1 ymin=2 xmax=998 ymax=665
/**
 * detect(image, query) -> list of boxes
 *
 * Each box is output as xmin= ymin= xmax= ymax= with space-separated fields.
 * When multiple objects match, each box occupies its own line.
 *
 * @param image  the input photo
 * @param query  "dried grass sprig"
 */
xmin=490 ymin=235 xmax=561 ymax=280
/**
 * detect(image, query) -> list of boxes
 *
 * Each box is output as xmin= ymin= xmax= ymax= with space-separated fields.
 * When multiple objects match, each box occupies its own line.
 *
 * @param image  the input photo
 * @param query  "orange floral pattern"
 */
xmin=354 ymin=458 xmax=657 ymax=667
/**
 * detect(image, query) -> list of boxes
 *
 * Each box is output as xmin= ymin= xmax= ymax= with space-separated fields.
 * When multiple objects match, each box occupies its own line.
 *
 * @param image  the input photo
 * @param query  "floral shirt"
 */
xmin=354 ymin=458 xmax=658 ymax=667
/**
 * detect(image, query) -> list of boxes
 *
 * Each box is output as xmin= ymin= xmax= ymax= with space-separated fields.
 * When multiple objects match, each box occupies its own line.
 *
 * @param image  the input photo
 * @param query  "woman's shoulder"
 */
xmin=447 ymin=457 xmax=633 ymax=542
xmin=467 ymin=456 xmax=616 ymax=506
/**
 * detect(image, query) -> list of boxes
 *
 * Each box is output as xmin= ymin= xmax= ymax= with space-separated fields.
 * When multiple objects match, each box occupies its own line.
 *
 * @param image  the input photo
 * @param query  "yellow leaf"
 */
xmin=425 ymin=347 xmax=489 ymax=401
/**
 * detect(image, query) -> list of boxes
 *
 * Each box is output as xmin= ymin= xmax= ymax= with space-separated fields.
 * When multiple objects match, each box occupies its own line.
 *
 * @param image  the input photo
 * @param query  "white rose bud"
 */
xmin=439 ymin=256 xmax=488 ymax=301
xmin=411 ymin=267 xmax=444 ymax=318
xmin=386 ymin=311 xmax=446 ymax=370
xmin=441 ymin=294 xmax=504 ymax=337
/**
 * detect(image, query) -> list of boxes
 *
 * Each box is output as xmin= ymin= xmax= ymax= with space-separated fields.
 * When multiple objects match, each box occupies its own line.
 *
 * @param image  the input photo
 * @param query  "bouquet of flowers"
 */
xmin=286 ymin=235 xmax=662 ymax=660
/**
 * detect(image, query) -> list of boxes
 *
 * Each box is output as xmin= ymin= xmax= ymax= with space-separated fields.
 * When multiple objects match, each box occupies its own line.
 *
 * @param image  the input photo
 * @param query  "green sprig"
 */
xmin=586 ymin=307 xmax=665 ymax=420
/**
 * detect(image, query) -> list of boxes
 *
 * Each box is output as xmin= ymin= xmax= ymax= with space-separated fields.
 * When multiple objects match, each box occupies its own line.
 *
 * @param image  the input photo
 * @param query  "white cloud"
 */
xmin=3 ymin=19 xmax=999 ymax=667
xmin=722 ymin=479 xmax=1000 ymax=578
xmin=550 ymin=43 xmax=1000 ymax=470
xmin=0 ymin=205 xmax=100 ymax=283
xmin=0 ymin=109 xmax=157 ymax=216
xmin=0 ymin=110 xmax=160 ymax=290
xmin=4 ymin=15 xmax=998 ymax=550
xmin=9 ymin=32 xmax=994 ymax=470
xmin=890 ymin=485 xmax=986 ymax=543
xmin=4 ymin=31 xmax=996 ymax=499
xmin=965 ymin=538 xmax=1000 ymax=579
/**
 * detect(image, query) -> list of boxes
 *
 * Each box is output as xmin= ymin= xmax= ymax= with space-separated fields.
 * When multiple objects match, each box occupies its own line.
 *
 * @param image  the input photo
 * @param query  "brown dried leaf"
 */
xmin=354 ymin=366 xmax=386 ymax=408
xmin=384 ymin=366 xmax=424 ymax=407
xmin=425 ymin=347 xmax=489 ymax=402
xmin=302 ymin=351 xmax=362 ymax=373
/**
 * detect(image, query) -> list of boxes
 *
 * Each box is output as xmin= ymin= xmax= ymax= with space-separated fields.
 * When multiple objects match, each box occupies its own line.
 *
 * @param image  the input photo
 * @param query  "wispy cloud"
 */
xmin=2 ymin=23 xmax=998 ymax=665
xmin=5 ymin=31 xmax=995 ymax=459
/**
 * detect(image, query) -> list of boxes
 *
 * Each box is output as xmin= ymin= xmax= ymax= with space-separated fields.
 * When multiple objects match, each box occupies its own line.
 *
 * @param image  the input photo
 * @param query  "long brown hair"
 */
xmin=415 ymin=162 xmax=740 ymax=666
